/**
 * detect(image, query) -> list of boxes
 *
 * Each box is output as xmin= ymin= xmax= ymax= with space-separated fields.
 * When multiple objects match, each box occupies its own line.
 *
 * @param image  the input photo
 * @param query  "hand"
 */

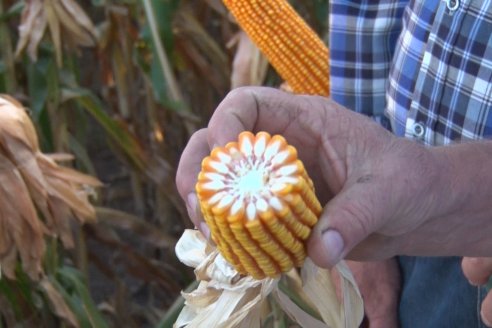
xmin=462 ymin=257 xmax=492 ymax=326
xmin=176 ymin=87 xmax=492 ymax=267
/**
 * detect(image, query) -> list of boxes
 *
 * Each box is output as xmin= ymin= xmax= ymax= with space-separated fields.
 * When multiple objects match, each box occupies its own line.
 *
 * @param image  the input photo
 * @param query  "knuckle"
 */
xmin=224 ymin=86 xmax=257 ymax=103
xmin=337 ymin=198 xmax=375 ymax=240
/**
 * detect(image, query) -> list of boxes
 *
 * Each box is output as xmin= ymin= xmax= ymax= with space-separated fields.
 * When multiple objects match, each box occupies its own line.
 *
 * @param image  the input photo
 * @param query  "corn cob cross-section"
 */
xmin=196 ymin=131 xmax=322 ymax=279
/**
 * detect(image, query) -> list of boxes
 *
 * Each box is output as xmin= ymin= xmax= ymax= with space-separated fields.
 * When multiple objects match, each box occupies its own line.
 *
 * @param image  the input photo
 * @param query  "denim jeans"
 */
xmin=398 ymin=256 xmax=487 ymax=328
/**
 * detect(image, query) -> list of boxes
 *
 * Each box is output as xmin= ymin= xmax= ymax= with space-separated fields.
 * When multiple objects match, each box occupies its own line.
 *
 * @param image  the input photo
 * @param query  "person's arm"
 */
xmin=176 ymin=86 xmax=492 ymax=265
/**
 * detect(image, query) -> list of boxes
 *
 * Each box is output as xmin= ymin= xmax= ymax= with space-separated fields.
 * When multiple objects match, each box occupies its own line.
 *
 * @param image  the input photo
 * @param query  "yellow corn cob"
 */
xmin=196 ymin=131 xmax=322 ymax=279
xmin=223 ymin=0 xmax=330 ymax=96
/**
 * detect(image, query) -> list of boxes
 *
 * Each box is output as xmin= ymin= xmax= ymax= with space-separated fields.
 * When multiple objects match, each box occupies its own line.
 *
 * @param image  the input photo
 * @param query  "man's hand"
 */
xmin=333 ymin=259 xmax=400 ymax=328
xmin=462 ymin=257 xmax=492 ymax=327
xmin=176 ymin=87 xmax=492 ymax=267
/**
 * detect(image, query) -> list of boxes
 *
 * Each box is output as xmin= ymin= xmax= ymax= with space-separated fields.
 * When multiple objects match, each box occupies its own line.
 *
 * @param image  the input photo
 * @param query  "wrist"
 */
xmin=408 ymin=140 xmax=492 ymax=255
xmin=430 ymin=141 xmax=492 ymax=219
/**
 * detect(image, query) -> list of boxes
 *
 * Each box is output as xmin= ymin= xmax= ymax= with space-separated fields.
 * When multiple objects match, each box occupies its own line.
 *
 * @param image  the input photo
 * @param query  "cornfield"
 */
xmin=0 ymin=0 xmax=330 ymax=327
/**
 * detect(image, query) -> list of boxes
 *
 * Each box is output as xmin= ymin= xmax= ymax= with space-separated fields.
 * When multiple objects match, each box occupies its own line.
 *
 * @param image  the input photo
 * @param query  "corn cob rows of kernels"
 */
xmin=222 ymin=0 xmax=329 ymax=96
xmin=196 ymin=131 xmax=322 ymax=279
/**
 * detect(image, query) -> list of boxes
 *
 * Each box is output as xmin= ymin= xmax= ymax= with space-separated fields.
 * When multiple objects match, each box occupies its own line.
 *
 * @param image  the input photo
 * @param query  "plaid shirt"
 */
xmin=329 ymin=0 xmax=492 ymax=146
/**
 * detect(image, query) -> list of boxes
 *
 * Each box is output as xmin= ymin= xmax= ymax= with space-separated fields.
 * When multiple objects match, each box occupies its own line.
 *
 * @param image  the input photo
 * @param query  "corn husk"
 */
xmin=228 ymin=31 xmax=269 ymax=89
xmin=0 ymin=95 xmax=101 ymax=280
xmin=175 ymin=229 xmax=363 ymax=328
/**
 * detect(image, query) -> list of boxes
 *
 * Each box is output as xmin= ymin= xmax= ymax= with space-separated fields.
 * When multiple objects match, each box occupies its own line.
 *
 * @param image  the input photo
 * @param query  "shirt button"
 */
xmin=446 ymin=0 xmax=459 ymax=12
xmin=412 ymin=122 xmax=425 ymax=138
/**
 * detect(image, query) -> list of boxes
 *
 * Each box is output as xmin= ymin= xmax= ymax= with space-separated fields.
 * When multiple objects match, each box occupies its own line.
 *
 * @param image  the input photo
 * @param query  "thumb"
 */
xmin=307 ymin=179 xmax=389 ymax=268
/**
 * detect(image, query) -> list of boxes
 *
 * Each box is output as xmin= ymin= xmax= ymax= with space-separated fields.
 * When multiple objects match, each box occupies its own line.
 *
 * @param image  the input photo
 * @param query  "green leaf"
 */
xmin=24 ymin=46 xmax=59 ymax=150
xmin=27 ymin=54 xmax=52 ymax=119
xmin=0 ymin=0 xmax=24 ymax=22
xmin=0 ymin=269 xmax=37 ymax=318
xmin=141 ymin=0 xmax=181 ymax=105
xmin=37 ymin=105 xmax=54 ymax=152
xmin=68 ymin=133 xmax=97 ymax=176
xmin=486 ymin=276 xmax=492 ymax=292
xmin=61 ymin=88 xmax=147 ymax=171
xmin=150 ymin=0 xmax=179 ymax=52
xmin=51 ymin=267 xmax=109 ymax=328
xmin=313 ymin=0 xmax=329 ymax=32
xmin=0 ymin=280 xmax=20 ymax=317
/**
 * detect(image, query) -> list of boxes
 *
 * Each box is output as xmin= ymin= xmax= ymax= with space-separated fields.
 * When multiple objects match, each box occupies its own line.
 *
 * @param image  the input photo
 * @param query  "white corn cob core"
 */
xmin=196 ymin=131 xmax=321 ymax=279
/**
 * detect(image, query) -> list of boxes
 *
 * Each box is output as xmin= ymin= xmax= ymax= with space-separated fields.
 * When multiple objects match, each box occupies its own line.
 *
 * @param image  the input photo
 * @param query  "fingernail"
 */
xmin=186 ymin=193 xmax=198 ymax=223
xmin=322 ymin=229 xmax=345 ymax=266
xmin=199 ymin=222 xmax=210 ymax=240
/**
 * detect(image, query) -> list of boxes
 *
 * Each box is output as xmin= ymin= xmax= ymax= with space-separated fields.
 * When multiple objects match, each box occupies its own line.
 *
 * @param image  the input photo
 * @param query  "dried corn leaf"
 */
xmin=15 ymin=0 xmax=47 ymax=61
xmin=95 ymin=207 xmax=177 ymax=249
xmin=55 ymin=0 xmax=96 ymax=46
xmin=0 ymin=152 xmax=45 ymax=279
xmin=15 ymin=0 xmax=97 ymax=65
xmin=0 ymin=95 xmax=101 ymax=279
xmin=174 ymin=9 xmax=230 ymax=95
xmin=174 ymin=229 xmax=364 ymax=328
xmin=0 ymin=96 xmax=39 ymax=150
xmin=274 ymin=288 xmax=328 ymax=328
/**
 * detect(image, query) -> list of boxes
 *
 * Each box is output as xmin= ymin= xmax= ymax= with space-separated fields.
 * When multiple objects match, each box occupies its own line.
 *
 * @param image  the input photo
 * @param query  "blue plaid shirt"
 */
xmin=329 ymin=1 xmax=491 ymax=327
xmin=330 ymin=0 xmax=492 ymax=145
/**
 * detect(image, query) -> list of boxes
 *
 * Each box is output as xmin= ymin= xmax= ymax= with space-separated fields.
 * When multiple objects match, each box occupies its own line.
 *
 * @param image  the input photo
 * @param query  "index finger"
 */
xmin=207 ymin=87 xmax=304 ymax=147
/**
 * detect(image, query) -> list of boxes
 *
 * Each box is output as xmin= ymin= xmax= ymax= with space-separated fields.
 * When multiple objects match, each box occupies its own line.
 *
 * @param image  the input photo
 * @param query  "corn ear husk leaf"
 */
xmin=274 ymin=288 xmax=328 ymax=328
xmin=228 ymin=31 xmax=268 ymax=89
xmin=300 ymin=258 xmax=364 ymax=328
xmin=174 ymin=230 xmax=364 ymax=328
xmin=174 ymin=230 xmax=277 ymax=328
xmin=175 ymin=229 xmax=210 ymax=269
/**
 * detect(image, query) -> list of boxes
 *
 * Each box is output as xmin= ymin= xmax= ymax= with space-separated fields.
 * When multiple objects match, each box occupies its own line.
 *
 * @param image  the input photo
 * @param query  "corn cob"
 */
xmin=196 ymin=131 xmax=322 ymax=279
xmin=223 ymin=0 xmax=330 ymax=96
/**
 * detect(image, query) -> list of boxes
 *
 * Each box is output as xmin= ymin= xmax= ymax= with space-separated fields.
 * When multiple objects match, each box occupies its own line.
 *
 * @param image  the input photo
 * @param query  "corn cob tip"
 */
xmin=196 ymin=131 xmax=321 ymax=279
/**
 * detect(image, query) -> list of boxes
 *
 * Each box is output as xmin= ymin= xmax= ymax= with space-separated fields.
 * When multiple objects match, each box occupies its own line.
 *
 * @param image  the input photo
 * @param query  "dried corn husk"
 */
xmin=0 ymin=95 xmax=101 ymax=280
xmin=175 ymin=229 xmax=364 ymax=328
xmin=228 ymin=31 xmax=269 ymax=89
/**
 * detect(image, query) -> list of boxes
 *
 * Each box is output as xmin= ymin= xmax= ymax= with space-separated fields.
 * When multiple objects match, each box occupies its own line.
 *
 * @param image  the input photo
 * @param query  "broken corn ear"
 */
xmin=196 ymin=131 xmax=322 ymax=279
xmin=222 ymin=0 xmax=330 ymax=96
